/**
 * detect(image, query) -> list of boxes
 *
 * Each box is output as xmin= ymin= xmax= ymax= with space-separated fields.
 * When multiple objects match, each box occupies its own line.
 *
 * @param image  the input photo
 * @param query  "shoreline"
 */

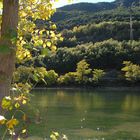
xmin=33 ymin=86 xmax=140 ymax=91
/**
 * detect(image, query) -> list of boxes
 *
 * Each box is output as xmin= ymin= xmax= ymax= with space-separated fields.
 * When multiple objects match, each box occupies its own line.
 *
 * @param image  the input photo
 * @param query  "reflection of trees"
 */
xmin=33 ymin=90 xmax=106 ymax=112
xmin=122 ymin=95 xmax=140 ymax=111
xmin=73 ymin=93 xmax=105 ymax=111
xmin=37 ymin=95 xmax=49 ymax=107
xmin=91 ymin=94 xmax=105 ymax=109
xmin=73 ymin=93 xmax=91 ymax=111
xmin=31 ymin=90 xmax=140 ymax=137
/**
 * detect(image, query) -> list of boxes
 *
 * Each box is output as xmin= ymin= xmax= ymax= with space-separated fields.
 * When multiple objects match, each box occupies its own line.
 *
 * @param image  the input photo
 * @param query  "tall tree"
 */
xmin=0 ymin=0 xmax=65 ymax=100
xmin=0 ymin=0 xmax=19 ymax=99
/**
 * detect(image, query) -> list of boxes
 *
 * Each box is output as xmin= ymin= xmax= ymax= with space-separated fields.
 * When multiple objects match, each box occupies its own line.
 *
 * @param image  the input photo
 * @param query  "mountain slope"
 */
xmin=52 ymin=0 xmax=140 ymax=30
xmin=59 ymin=2 xmax=116 ymax=12
xmin=114 ymin=0 xmax=140 ymax=7
xmin=58 ymin=0 xmax=139 ymax=12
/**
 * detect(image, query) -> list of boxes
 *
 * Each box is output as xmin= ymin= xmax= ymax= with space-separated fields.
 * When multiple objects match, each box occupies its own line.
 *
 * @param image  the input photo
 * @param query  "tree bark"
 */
xmin=0 ymin=0 xmax=19 ymax=100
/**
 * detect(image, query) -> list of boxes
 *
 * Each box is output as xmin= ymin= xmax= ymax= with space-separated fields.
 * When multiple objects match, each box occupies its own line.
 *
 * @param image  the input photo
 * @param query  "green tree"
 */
xmin=93 ymin=69 xmax=106 ymax=83
xmin=0 ymin=0 xmax=70 ymax=138
xmin=45 ymin=70 xmax=58 ymax=86
xmin=122 ymin=61 xmax=140 ymax=82
xmin=58 ymin=72 xmax=76 ymax=85
xmin=76 ymin=60 xmax=92 ymax=84
xmin=0 ymin=0 xmax=61 ymax=99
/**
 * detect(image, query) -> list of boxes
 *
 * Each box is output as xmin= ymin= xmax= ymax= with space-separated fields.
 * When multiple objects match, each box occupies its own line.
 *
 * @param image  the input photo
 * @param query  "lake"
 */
xmin=28 ymin=88 xmax=140 ymax=140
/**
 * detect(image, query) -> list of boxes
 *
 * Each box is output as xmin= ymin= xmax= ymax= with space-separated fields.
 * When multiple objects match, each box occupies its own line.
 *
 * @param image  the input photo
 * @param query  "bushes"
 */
xmin=93 ymin=69 xmax=106 ymax=83
xmin=57 ymin=72 xmax=76 ymax=85
xmin=57 ymin=60 xmax=93 ymax=85
xmin=57 ymin=60 xmax=140 ymax=86
xmin=45 ymin=70 xmax=58 ymax=86
xmin=58 ymin=21 xmax=140 ymax=47
xmin=14 ymin=67 xmax=59 ymax=86
xmin=15 ymin=60 xmax=140 ymax=87
xmin=57 ymin=60 xmax=106 ymax=85
xmin=122 ymin=61 xmax=140 ymax=82
xmin=13 ymin=66 xmax=48 ymax=84
xmin=44 ymin=39 xmax=140 ymax=73
xmin=76 ymin=60 xmax=92 ymax=84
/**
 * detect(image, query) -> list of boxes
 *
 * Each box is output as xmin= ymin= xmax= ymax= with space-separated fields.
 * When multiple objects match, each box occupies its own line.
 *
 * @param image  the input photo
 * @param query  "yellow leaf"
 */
xmin=51 ymin=45 xmax=56 ymax=51
xmin=22 ymin=129 xmax=26 ymax=134
xmin=47 ymin=42 xmax=52 ymax=47
xmin=0 ymin=115 xmax=6 ymax=125
xmin=50 ymin=24 xmax=57 ymax=30
xmin=15 ymin=102 xmax=20 ymax=108
xmin=6 ymin=119 xmax=19 ymax=129
xmin=22 ymin=100 xmax=27 ymax=104
xmin=2 ymin=96 xmax=12 ymax=110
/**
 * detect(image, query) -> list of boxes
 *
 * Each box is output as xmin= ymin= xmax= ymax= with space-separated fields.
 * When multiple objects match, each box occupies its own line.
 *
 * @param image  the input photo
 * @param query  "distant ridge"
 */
xmin=58 ymin=0 xmax=139 ymax=12
xmin=51 ymin=0 xmax=140 ymax=30
xmin=59 ymin=2 xmax=116 ymax=13
xmin=114 ymin=0 xmax=140 ymax=7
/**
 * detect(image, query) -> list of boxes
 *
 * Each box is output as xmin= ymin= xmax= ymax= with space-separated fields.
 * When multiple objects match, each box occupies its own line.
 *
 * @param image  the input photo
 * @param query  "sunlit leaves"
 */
xmin=0 ymin=0 xmax=71 ymax=139
xmin=50 ymin=131 xmax=60 ymax=140
xmin=76 ymin=59 xmax=92 ymax=83
xmin=6 ymin=118 xmax=19 ymax=129
xmin=22 ymin=129 xmax=27 ymax=134
xmin=93 ymin=69 xmax=106 ymax=83
xmin=13 ymin=66 xmax=48 ymax=84
xmin=122 ymin=61 xmax=140 ymax=82
xmin=2 ymin=96 xmax=12 ymax=110
xmin=1 ymin=92 xmax=29 ymax=111
xmin=33 ymin=67 xmax=48 ymax=83
xmin=50 ymin=131 xmax=68 ymax=140
xmin=0 ymin=115 xmax=6 ymax=125
xmin=16 ymin=0 xmax=65 ymax=63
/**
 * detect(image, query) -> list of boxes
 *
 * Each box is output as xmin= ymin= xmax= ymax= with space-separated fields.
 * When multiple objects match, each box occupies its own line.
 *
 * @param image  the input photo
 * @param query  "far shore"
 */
xmin=33 ymin=86 xmax=140 ymax=91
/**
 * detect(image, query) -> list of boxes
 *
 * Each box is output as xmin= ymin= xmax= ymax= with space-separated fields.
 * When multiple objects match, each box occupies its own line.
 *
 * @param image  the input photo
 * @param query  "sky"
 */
xmin=54 ymin=0 xmax=115 ymax=8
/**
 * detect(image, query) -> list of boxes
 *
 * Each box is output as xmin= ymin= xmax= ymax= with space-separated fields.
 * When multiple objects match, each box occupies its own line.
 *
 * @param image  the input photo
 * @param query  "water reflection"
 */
xmin=34 ymin=90 xmax=106 ymax=111
xmin=122 ymin=95 xmax=140 ymax=111
xmin=30 ymin=89 xmax=140 ymax=139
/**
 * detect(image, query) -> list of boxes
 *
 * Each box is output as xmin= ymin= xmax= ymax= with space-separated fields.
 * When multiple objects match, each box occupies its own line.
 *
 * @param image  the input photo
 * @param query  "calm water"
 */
xmin=28 ymin=88 xmax=140 ymax=140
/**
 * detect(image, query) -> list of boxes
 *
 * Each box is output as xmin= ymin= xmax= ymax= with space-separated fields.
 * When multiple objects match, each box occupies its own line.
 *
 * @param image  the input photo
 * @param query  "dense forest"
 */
xmin=31 ymin=0 xmax=140 ymax=86
xmin=52 ymin=0 xmax=140 ymax=30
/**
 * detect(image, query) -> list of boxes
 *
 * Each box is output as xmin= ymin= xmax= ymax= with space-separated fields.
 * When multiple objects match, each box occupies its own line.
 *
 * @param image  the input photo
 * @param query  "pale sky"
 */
xmin=54 ymin=0 xmax=115 ymax=8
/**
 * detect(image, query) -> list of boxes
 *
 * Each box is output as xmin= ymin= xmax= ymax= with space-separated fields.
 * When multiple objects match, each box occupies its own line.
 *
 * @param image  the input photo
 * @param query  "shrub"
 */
xmin=57 ymin=72 xmax=77 ymax=85
xmin=122 ymin=61 xmax=140 ymax=82
xmin=93 ymin=69 xmax=106 ymax=83
xmin=45 ymin=70 xmax=58 ymax=86
xmin=76 ymin=59 xmax=92 ymax=84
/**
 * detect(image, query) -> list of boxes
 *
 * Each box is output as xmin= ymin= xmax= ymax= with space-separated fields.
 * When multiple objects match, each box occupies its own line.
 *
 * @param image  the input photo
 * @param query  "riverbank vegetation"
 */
xmin=0 ymin=0 xmax=140 ymax=139
xmin=16 ymin=58 xmax=140 ymax=87
xmin=30 ymin=39 xmax=140 ymax=87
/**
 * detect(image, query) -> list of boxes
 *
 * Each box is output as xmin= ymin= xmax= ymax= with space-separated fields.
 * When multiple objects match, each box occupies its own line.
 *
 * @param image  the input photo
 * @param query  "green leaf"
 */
xmin=15 ymin=102 xmax=20 ymax=108
xmin=41 ymin=48 xmax=49 ymax=56
xmin=41 ymin=78 xmax=47 ymax=85
xmin=33 ymin=74 xmax=39 ymax=82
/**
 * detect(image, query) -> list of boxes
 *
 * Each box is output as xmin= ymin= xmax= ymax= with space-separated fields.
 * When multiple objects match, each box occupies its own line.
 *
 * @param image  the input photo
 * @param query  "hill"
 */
xmin=114 ymin=0 xmax=140 ymax=7
xmin=36 ymin=0 xmax=140 ymax=82
xmin=58 ymin=0 xmax=139 ymax=12
xmin=52 ymin=0 xmax=140 ymax=30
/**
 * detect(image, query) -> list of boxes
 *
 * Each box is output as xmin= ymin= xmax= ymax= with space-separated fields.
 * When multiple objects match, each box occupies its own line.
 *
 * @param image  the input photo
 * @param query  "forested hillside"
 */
xmin=37 ymin=0 xmax=140 ymax=86
xmin=52 ymin=0 xmax=140 ymax=30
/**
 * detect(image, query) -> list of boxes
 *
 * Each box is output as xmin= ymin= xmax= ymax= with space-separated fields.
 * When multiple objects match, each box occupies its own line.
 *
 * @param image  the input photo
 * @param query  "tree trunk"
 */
xmin=0 ymin=0 xmax=19 ymax=100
